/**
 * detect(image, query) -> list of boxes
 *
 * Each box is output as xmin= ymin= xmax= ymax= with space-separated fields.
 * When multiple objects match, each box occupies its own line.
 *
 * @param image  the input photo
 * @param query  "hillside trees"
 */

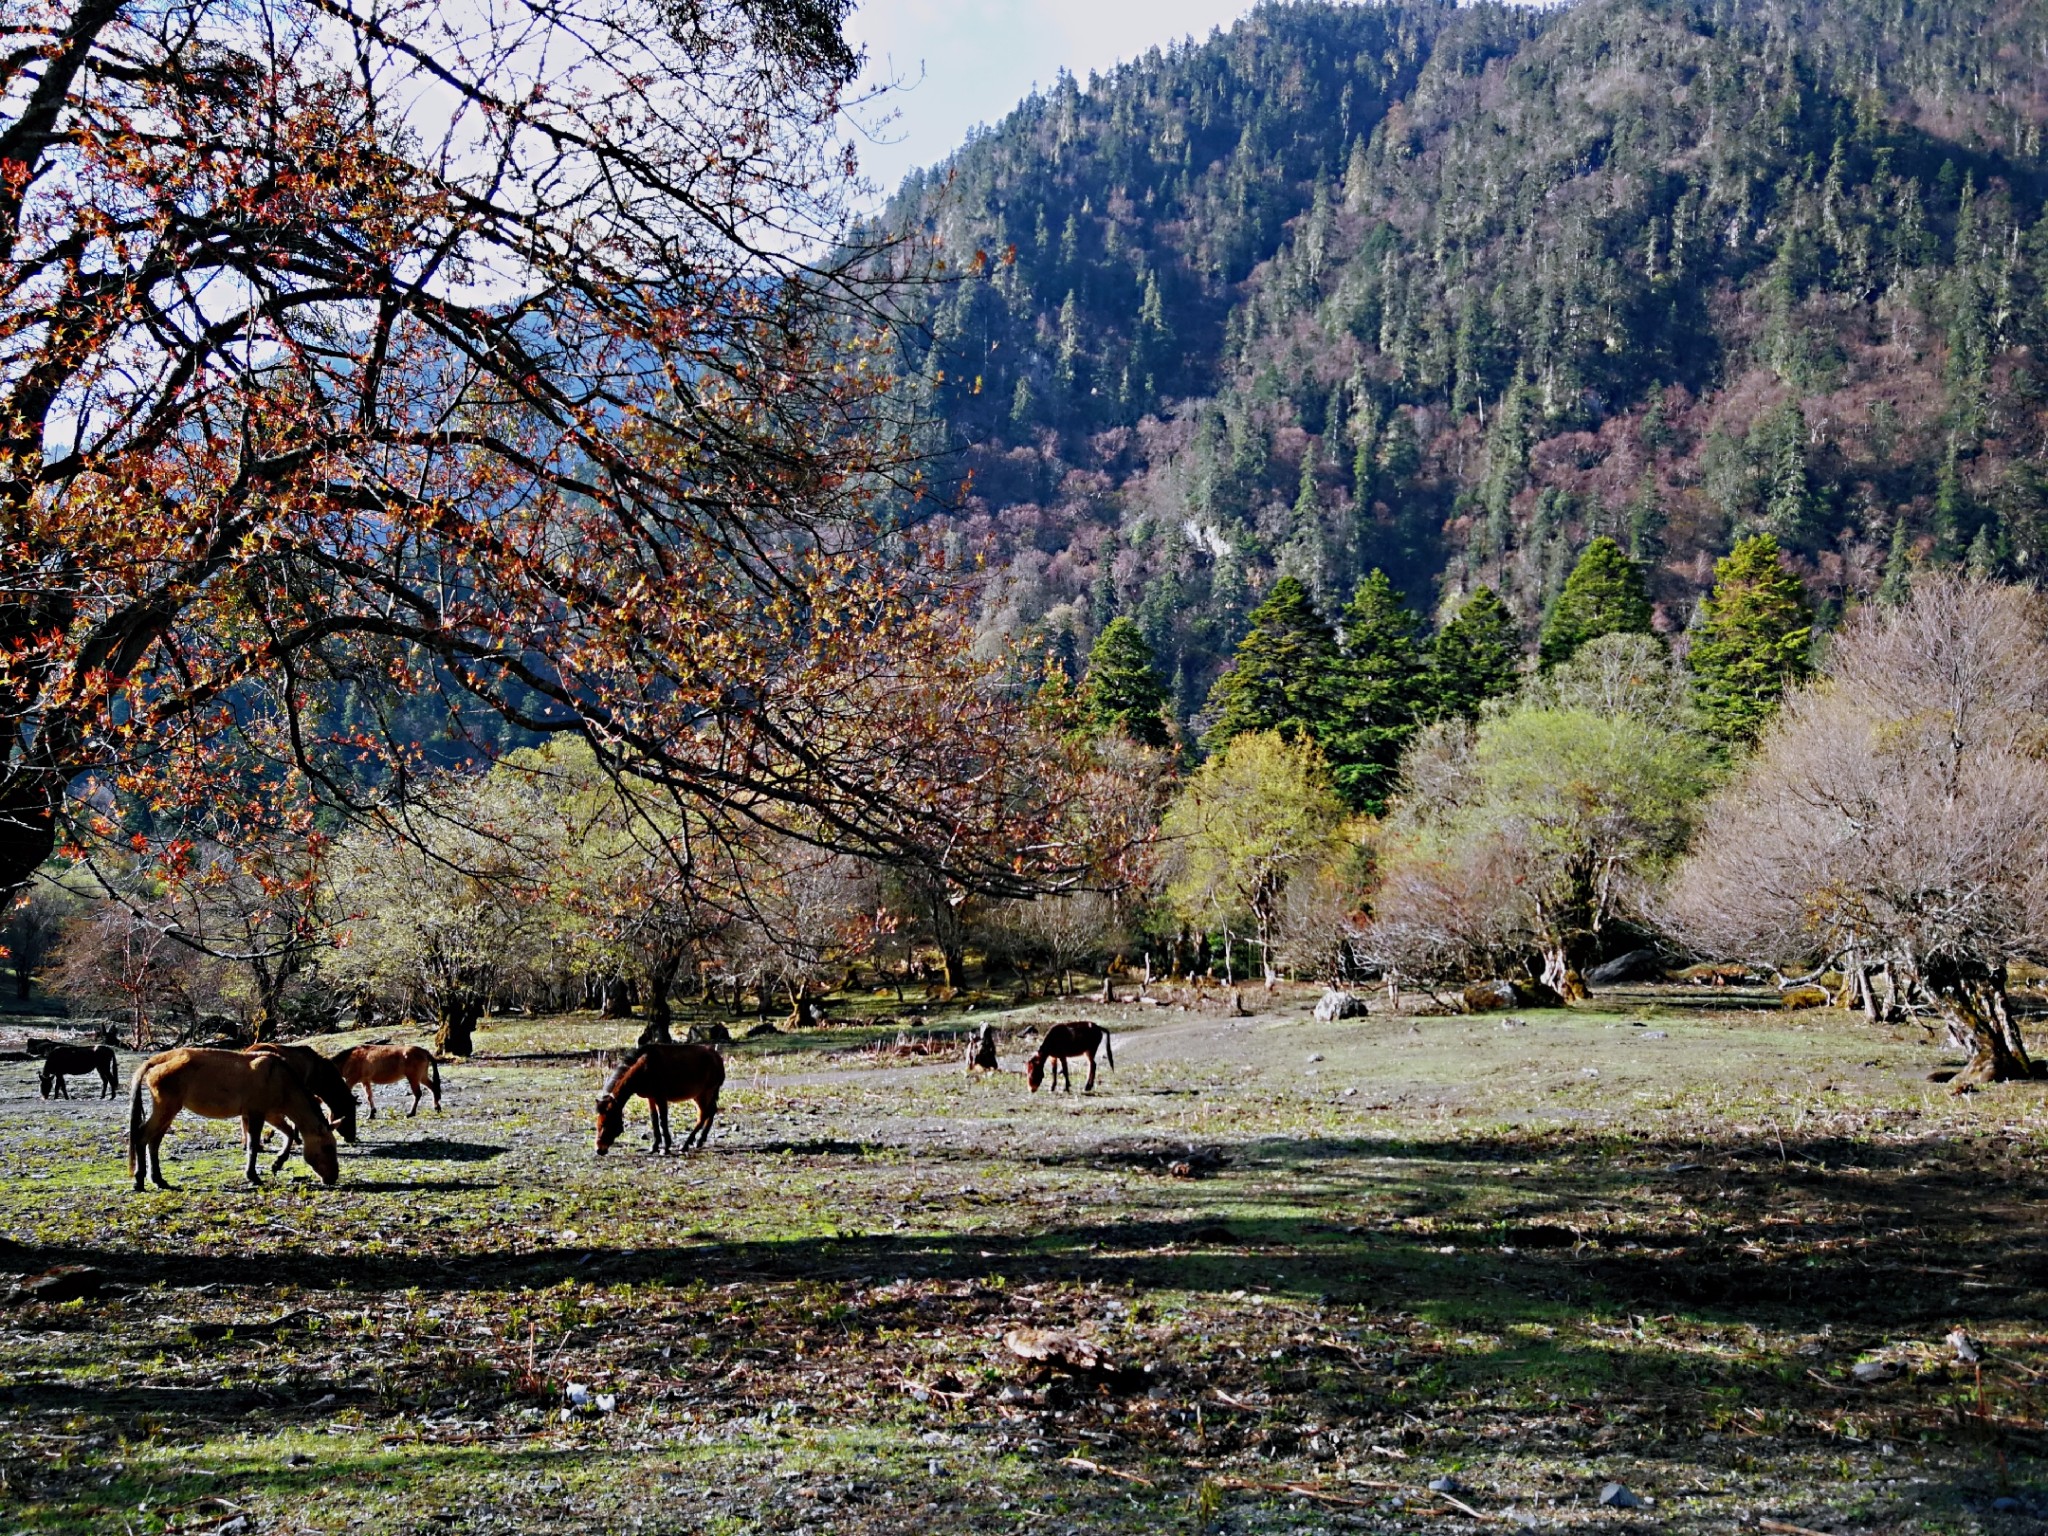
xmin=1428 ymin=588 xmax=1523 ymax=721
xmin=1081 ymin=619 xmax=1173 ymax=747
xmin=1686 ymin=535 xmax=1816 ymax=743
xmin=0 ymin=0 xmax=1076 ymax=921
xmin=1670 ymin=578 xmax=2048 ymax=1085
xmin=1538 ymin=539 xmax=1657 ymax=668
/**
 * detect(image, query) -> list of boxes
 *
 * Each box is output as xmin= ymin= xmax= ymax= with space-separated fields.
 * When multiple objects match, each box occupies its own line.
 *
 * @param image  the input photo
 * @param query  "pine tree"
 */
xmin=1201 ymin=576 xmax=1344 ymax=753
xmin=1686 ymin=533 xmax=1815 ymax=743
xmin=1323 ymin=570 xmax=1426 ymax=813
xmin=1537 ymin=537 xmax=1655 ymax=668
xmin=1758 ymin=401 xmax=1814 ymax=547
xmin=1428 ymin=587 xmax=1522 ymax=721
xmin=1879 ymin=517 xmax=1914 ymax=605
xmin=1081 ymin=617 xmax=1173 ymax=748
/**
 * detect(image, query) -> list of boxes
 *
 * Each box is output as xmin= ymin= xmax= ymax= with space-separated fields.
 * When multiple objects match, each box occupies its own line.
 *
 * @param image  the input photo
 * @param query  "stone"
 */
xmin=1597 ymin=1482 xmax=1643 ymax=1509
xmin=1314 ymin=990 xmax=1367 ymax=1021
xmin=1780 ymin=984 xmax=1830 ymax=1010
xmin=1462 ymin=979 xmax=1521 ymax=1013
xmin=1851 ymin=1359 xmax=1903 ymax=1384
xmin=1946 ymin=1328 xmax=1981 ymax=1363
xmin=1993 ymin=1497 xmax=2024 ymax=1513
xmin=1429 ymin=1475 xmax=1464 ymax=1494
xmin=1587 ymin=948 xmax=1665 ymax=986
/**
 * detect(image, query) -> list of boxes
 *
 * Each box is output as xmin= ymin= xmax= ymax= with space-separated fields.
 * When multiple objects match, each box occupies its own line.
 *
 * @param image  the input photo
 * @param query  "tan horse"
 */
xmin=596 ymin=1043 xmax=724 ymax=1155
xmin=129 ymin=1049 xmax=341 ymax=1191
xmin=336 ymin=1044 xmax=442 ymax=1119
xmin=244 ymin=1043 xmax=361 ymax=1173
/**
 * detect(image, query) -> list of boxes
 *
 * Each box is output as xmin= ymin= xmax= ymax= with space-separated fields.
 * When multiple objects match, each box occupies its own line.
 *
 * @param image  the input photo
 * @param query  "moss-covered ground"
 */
xmin=1 ymin=987 xmax=2045 ymax=1534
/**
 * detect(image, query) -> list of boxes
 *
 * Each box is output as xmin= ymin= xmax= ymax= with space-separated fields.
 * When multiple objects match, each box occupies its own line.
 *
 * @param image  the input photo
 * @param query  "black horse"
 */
xmin=39 ymin=1042 xmax=119 ymax=1100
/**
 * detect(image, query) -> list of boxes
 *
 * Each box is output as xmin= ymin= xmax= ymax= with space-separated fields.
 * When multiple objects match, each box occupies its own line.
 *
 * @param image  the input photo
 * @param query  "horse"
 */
xmin=244 ymin=1043 xmax=360 ymax=1173
xmin=964 ymin=1023 xmax=1000 ymax=1075
xmin=1025 ymin=1021 xmax=1113 ymax=1093
xmin=128 ymin=1048 xmax=341 ymax=1190
xmin=39 ymin=1042 xmax=119 ymax=1100
xmin=595 ymin=1042 xmax=724 ymax=1156
xmin=335 ymin=1043 xmax=441 ymax=1118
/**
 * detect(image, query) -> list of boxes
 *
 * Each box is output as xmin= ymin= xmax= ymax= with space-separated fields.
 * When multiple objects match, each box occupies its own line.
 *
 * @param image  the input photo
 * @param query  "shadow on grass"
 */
xmin=360 ymin=1139 xmax=507 ymax=1163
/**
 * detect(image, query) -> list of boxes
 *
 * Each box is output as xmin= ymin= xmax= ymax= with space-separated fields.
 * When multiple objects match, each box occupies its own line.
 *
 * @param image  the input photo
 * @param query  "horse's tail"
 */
xmin=428 ymin=1054 xmax=442 ymax=1100
xmin=127 ymin=1069 xmax=148 ymax=1176
xmin=105 ymin=1047 xmax=119 ymax=1093
xmin=1103 ymin=1028 xmax=1114 ymax=1071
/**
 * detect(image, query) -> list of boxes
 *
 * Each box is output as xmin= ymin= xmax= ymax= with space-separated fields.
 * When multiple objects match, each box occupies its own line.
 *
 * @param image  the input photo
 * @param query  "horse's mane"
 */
xmin=601 ymin=1051 xmax=649 ymax=1099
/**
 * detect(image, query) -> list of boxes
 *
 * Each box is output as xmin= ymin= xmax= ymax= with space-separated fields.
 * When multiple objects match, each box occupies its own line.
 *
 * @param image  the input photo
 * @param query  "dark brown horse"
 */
xmin=245 ymin=1043 xmax=360 ymax=1172
xmin=129 ymin=1048 xmax=340 ymax=1190
xmin=39 ymin=1042 xmax=118 ymax=1100
xmin=336 ymin=1043 xmax=441 ymax=1118
xmin=1025 ymin=1021 xmax=1113 ymax=1093
xmin=596 ymin=1043 xmax=724 ymax=1155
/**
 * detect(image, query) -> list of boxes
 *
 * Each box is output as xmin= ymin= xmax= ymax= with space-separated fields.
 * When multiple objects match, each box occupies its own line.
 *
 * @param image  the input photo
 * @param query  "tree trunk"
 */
xmin=637 ymin=955 xmax=681 ymax=1046
xmin=938 ymin=943 xmax=964 ymax=994
xmin=1926 ymin=960 xmax=2032 ymax=1086
xmin=0 ymin=793 xmax=58 ymax=908
xmin=436 ymin=992 xmax=483 ymax=1058
xmin=1538 ymin=944 xmax=1589 ymax=1004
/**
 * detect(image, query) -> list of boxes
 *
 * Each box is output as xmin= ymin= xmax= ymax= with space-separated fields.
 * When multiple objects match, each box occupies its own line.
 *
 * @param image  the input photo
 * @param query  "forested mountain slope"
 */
xmin=875 ymin=0 xmax=2048 ymax=724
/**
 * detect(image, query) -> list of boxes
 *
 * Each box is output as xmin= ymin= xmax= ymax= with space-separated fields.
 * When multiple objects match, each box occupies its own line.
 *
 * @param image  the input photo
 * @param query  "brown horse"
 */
xmin=128 ymin=1048 xmax=341 ymax=1190
xmin=1025 ymin=1021 xmax=1113 ymax=1093
xmin=336 ymin=1044 xmax=442 ymax=1118
xmin=39 ymin=1042 xmax=118 ymax=1099
xmin=595 ymin=1043 xmax=724 ymax=1156
xmin=245 ymin=1043 xmax=360 ymax=1172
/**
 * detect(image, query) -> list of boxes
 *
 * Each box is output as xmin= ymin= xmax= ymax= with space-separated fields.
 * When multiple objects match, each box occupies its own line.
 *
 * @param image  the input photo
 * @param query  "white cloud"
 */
xmin=842 ymin=0 xmax=1258 ymax=200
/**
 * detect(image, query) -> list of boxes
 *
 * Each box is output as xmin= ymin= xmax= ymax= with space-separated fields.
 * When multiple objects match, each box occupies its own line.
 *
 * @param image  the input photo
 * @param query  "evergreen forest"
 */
xmin=874 ymin=0 xmax=2048 ymax=727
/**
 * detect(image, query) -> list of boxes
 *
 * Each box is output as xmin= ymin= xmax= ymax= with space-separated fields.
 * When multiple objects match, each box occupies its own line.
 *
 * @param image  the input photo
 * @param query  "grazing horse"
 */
xmin=336 ymin=1044 xmax=442 ymax=1118
xmin=39 ymin=1043 xmax=119 ymax=1100
xmin=128 ymin=1049 xmax=340 ymax=1190
xmin=244 ymin=1043 xmax=360 ymax=1172
xmin=1025 ymin=1021 xmax=1113 ymax=1093
xmin=595 ymin=1043 xmax=724 ymax=1156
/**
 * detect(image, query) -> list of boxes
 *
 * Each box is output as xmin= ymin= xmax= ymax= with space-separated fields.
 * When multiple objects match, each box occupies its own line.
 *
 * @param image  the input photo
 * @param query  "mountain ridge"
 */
xmin=874 ymin=0 xmax=2048 ymax=721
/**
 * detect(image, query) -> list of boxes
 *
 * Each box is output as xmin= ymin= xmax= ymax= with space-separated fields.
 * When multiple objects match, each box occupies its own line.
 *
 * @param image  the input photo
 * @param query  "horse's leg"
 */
xmin=407 ymin=1076 xmax=422 ymax=1117
xmin=269 ymin=1114 xmax=298 ymax=1174
xmin=658 ymin=1100 xmax=673 ymax=1156
xmin=362 ymin=1082 xmax=377 ymax=1119
xmin=688 ymin=1093 xmax=718 ymax=1152
xmin=1084 ymin=1049 xmax=1097 ymax=1092
xmin=142 ymin=1104 xmax=178 ymax=1190
xmin=243 ymin=1114 xmax=267 ymax=1183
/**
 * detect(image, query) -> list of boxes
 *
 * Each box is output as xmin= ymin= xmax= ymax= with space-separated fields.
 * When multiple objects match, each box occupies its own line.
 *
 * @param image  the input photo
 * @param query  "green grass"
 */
xmin=0 ymin=988 xmax=2044 ymax=1532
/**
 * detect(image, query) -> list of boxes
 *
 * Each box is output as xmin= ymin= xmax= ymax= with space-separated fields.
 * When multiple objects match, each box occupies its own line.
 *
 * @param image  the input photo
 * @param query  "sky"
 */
xmin=841 ymin=0 xmax=1261 ymax=202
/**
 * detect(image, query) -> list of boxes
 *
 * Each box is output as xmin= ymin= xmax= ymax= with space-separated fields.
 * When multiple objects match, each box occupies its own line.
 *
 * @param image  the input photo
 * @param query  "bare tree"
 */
xmin=1668 ymin=576 xmax=2048 ymax=1085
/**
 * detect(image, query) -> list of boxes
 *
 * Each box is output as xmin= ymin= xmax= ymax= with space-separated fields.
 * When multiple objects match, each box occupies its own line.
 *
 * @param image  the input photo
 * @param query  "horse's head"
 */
xmin=1025 ymin=1054 xmax=1045 ymax=1092
xmin=330 ymin=1091 xmax=362 ymax=1144
xmin=303 ymin=1127 xmax=341 ymax=1186
xmin=595 ymin=1092 xmax=625 ymax=1155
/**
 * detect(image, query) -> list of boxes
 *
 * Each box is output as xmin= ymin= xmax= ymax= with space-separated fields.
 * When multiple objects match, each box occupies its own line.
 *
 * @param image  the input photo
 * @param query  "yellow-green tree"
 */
xmin=1161 ymin=731 xmax=1352 ymax=984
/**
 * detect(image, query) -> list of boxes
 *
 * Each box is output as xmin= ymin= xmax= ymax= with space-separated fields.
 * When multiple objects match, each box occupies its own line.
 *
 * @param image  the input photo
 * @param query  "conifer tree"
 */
xmin=1879 ymin=518 xmax=1914 ymax=605
xmin=1538 ymin=537 xmax=1655 ymax=668
xmin=1081 ymin=617 xmax=1173 ymax=748
xmin=1323 ymin=570 xmax=1426 ymax=813
xmin=1686 ymin=533 xmax=1815 ymax=743
xmin=1428 ymin=587 xmax=1522 ymax=721
xmin=1202 ymin=576 xmax=1344 ymax=753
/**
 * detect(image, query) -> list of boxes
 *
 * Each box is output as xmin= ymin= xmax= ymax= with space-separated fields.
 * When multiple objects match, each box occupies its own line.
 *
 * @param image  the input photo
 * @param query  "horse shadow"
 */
xmin=358 ymin=1139 xmax=506 ymax=1163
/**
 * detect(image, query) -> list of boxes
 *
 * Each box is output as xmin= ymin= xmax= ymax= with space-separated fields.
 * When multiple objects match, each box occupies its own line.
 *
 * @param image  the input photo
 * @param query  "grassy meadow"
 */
xmin=0 ymin=987 xmax=2044 ymax=1534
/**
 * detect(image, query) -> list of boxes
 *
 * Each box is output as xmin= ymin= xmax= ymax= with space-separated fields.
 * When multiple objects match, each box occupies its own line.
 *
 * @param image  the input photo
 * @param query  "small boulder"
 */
xmin=1598 ymin=1482 xmax=1643 ymax=1509
xmin=1852 ymin=1359 xmax=1903 ymax=1384
xmin=742 ymin=1021 xmax=781 ymax=1038
xmin=1463 ymin=980 xmax=1521 ymax=1013
xmin=1587 ymin=948 xmax=1664 ymax=986
xmin=1428 ymin=1475 xmax=1465 ymax=1495
xmin=1314 ymin=990 xmax=1367 ymax=1021
xmin=685 ymin=1022 xmax=732 ymax=1045
xmin=1780 ymin=984 xmax=1830 ymax=1010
